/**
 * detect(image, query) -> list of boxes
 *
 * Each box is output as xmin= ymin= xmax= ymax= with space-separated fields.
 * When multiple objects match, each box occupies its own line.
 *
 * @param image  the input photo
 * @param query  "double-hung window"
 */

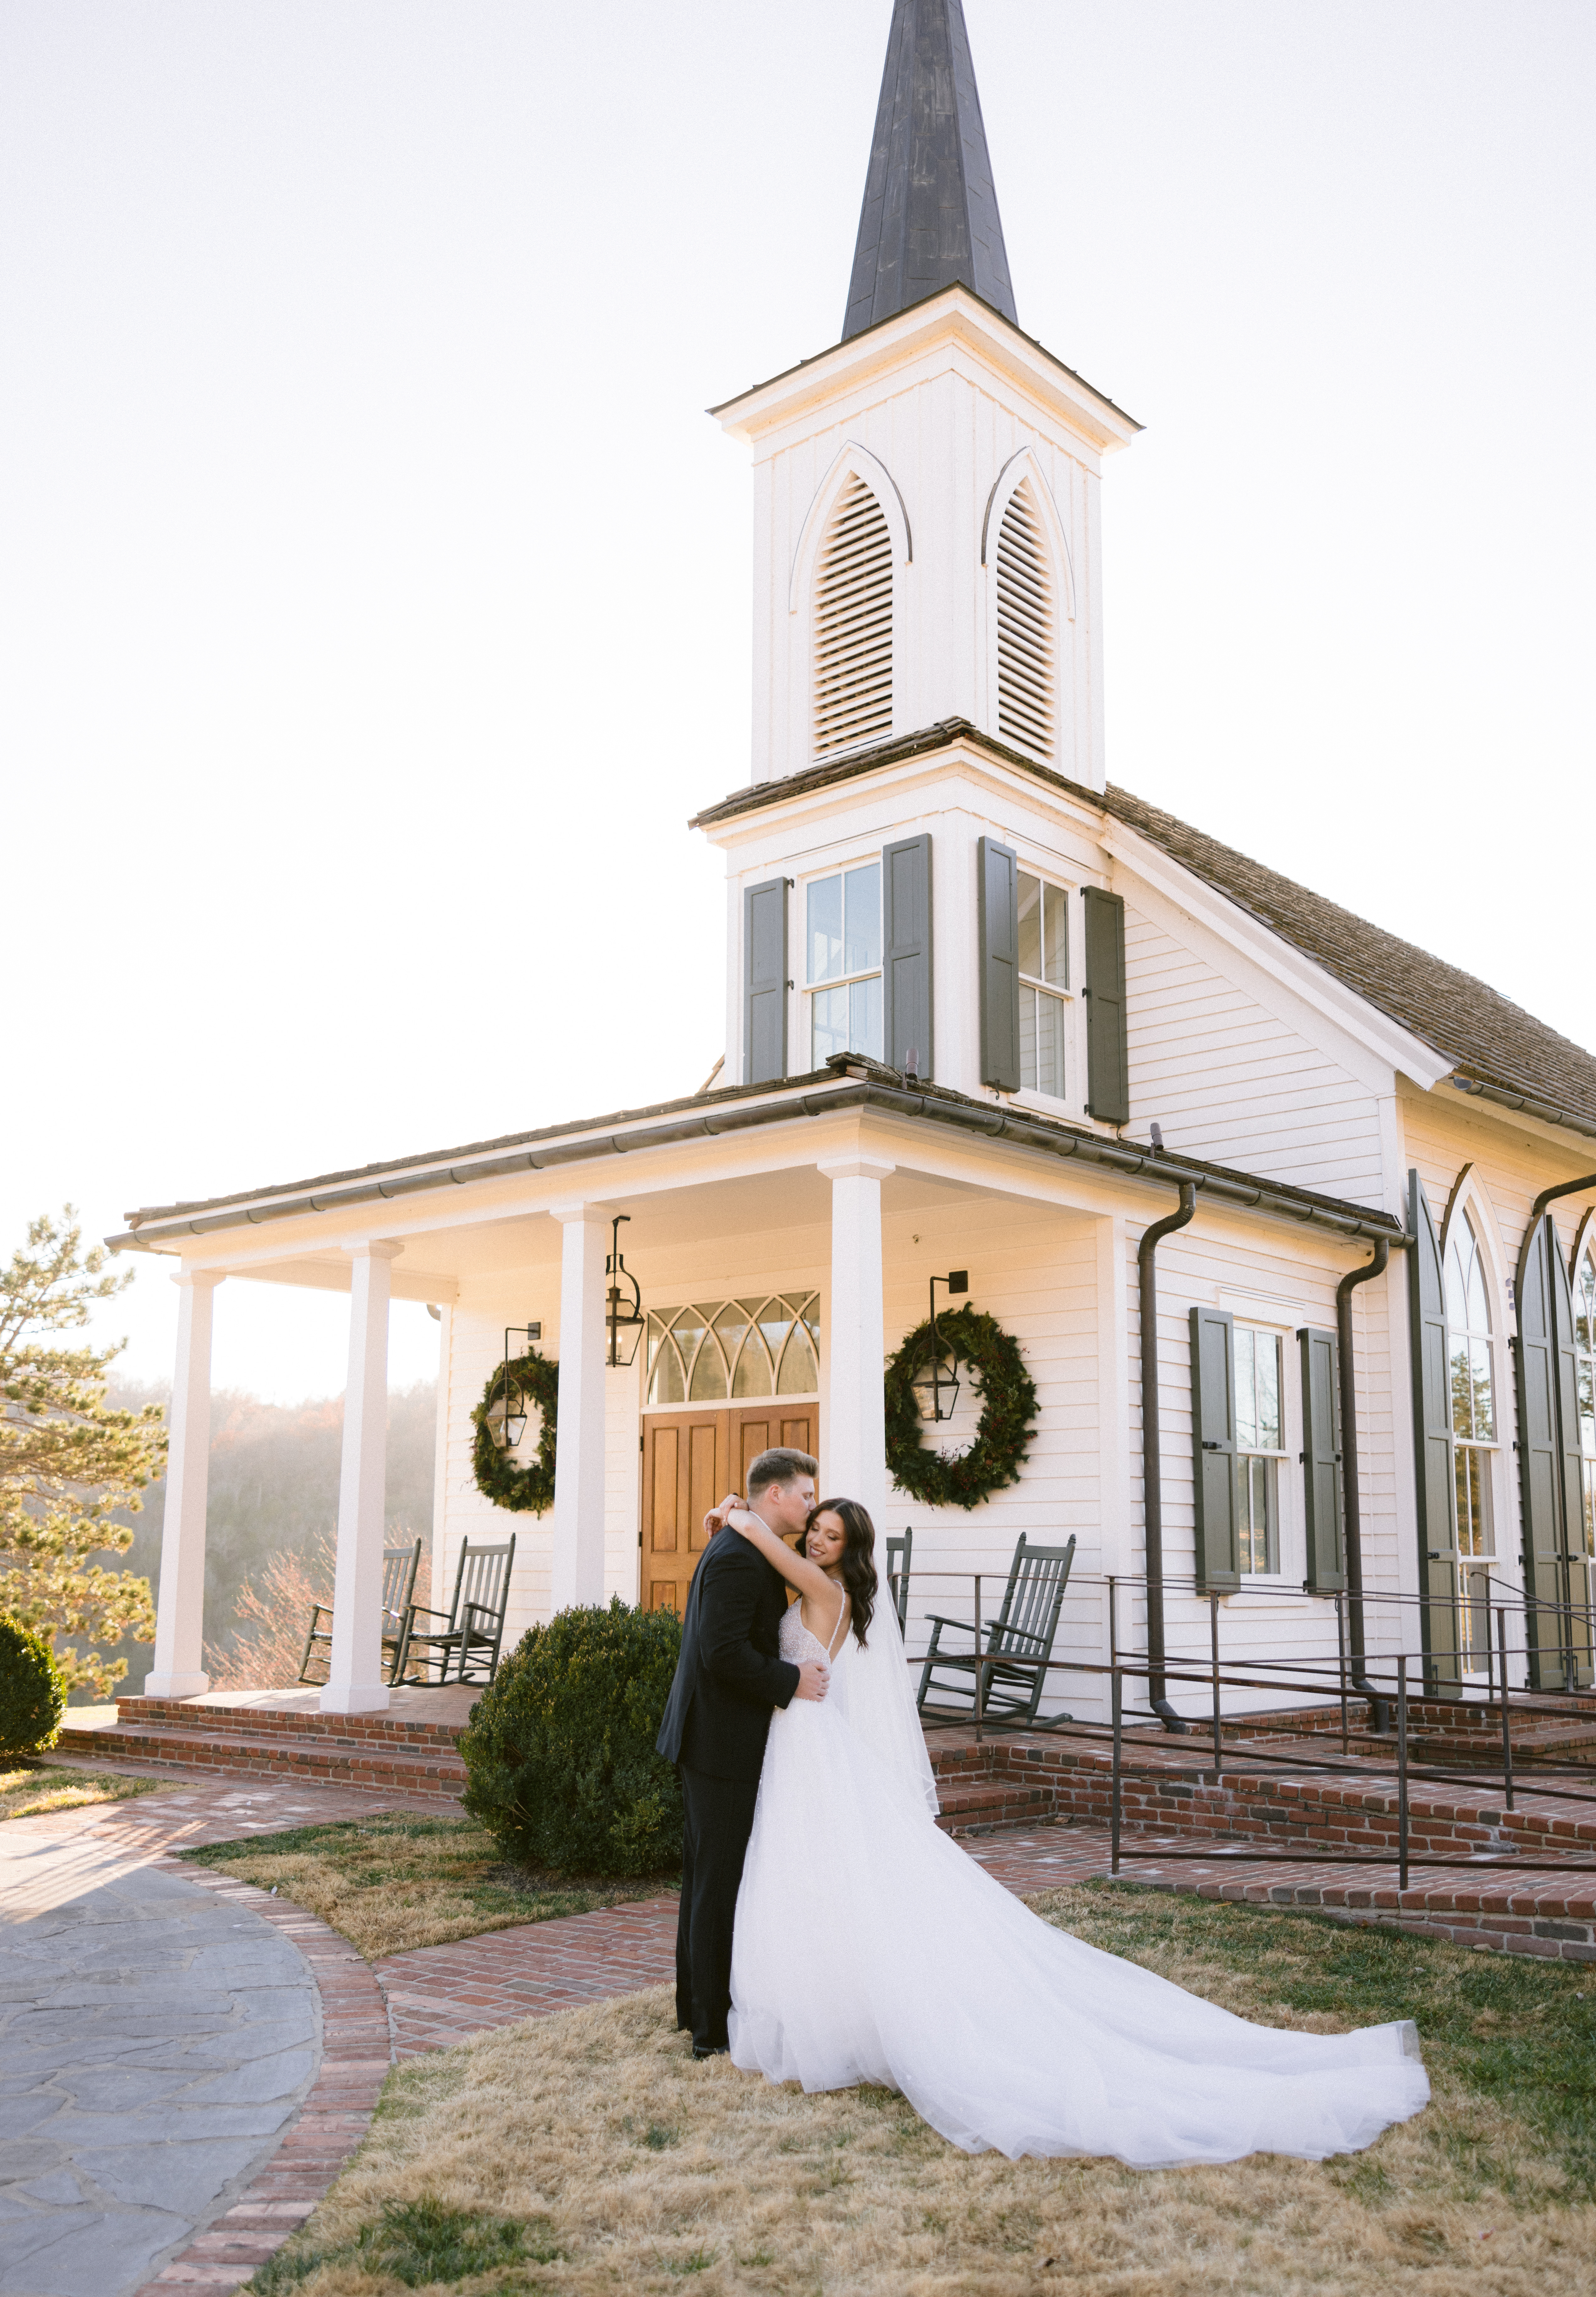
xmin=1234 ymin=1325 xmax=1284 ymax=1574
xmin=807 ymin=861 xmax=882 ymax=1066
xmin=1017 ymin=870 xmax=1068 ymax=1099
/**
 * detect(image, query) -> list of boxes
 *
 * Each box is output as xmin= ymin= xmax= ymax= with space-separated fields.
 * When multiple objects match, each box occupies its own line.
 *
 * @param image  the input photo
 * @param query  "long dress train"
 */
xmin=727 ymin=1602 xmax=1428 ymax=2169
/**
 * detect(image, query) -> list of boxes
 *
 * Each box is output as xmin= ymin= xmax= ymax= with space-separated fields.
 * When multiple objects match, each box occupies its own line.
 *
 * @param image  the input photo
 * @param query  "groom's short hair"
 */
xmin=747 ymin=1446 xmax=818 ymax=1498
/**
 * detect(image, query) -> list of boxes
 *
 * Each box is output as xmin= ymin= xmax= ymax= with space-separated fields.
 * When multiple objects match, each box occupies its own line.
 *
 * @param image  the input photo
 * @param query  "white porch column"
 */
xmin=550 ymin=1202 xmax=611 ymax=1611
xmin=321 ymin=1240 xmax=403 ymax=1714
xmin=819 ymin=1157 xmax=895 ymax=1536
xmin=145 ymin=1269 xmax=225 ymax=1698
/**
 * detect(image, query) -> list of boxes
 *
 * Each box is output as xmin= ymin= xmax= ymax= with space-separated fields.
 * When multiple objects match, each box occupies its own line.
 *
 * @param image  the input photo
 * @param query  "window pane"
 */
xmin=776 ymin=1326 xmax=818 ymax=1394
xmin=850 ymin=973 xmax=883 ymax=1060
xmin=732 ymin=1333 xmax=774 ymax=1396
xmin=843 ymin=862 xmax=881 ymax=976
xmin=689 ymin=1335 xmax=729 ymax=1400
xmin=1455 ymin=1444 xmax=1494 ymax=1558
xmin=1450 ymin=1340 xmax=1474 ymax=1440
xmin=1017 ymin=871 xmax=1043 ymax=981
xmin=1019 ymin=984 xmax=1038 ymax=1091
xmin=1235 ymin=1327 xmax=1257 ymax=1451
xmin=812 ymin=985 xmax=849 ymax=1066
xmin=1255 ymin=1334 xmax=1281 ymax=1450
xmin=1470 ymin=1337 xmax=1495 ymax=1440
xmin=807 ymin=874 xmax=843 ymax=984
xmin=1034 ymin=988 xmax=1065 ymax=1098
xmin=1042 ymin=885 xmax=1068 ymax=988
xmin=650 ymin=1338 xmax=685 ymax=1406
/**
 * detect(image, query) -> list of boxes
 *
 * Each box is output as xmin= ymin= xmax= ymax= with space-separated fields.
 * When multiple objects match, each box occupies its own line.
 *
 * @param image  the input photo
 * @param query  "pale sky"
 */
xmin=4 ymin=1 xmax=1592 ymax=1403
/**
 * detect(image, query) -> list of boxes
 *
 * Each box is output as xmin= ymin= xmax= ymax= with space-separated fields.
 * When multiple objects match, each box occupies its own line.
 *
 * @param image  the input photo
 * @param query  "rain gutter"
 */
xmin=106 ymin=1081 xmax=1408 ymax=1255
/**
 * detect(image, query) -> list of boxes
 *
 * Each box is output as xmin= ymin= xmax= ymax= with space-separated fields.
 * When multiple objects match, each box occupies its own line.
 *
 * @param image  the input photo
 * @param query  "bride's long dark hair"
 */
xmin=805 ymin=1497 xmax=877 ymax=1646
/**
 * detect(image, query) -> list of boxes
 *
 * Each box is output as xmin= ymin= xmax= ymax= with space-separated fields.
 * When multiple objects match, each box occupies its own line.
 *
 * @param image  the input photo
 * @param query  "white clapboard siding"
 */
xmin=1124 ymin=907 xmax=1386 ymax=1205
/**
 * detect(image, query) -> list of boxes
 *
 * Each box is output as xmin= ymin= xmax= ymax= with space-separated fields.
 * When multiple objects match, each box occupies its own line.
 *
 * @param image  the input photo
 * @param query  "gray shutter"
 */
xmin=1298 ymin=1324 xmax=1346 ymax=1593
xmin=743 ymin=877 xmax=788 ymax=1086
xmin=1190 ymin=1306 xmax=1239 ymax=1594
xmin=1550 ymin=1241 xmax=1595 ymax=1688
xmin=1407 ymin=1172 xmax=1461 ymax=1689
xmin=977 ymin=836 xmax=1019 ymax=1091
xmin=883 ymin=833 xmax=933 ymax=1078
xmin=1083 ymin=886 xmax=1129 ymax=1123
xmin=1516 ymin=1216 xmax=1589 ymax=1690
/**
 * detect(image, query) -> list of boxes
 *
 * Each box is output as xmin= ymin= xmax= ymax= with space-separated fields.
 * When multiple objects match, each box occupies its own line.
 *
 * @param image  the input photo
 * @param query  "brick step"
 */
xmin=932 ymin=1780 xmax=1059 ymax=1838
xmin=55 ymin=1719 xmax=467 ymax=1803
xmin=923 ymin=1729 xmax=1596 ymax=1859
xmin=115 ymin=1695 xmax=468 ymax=1750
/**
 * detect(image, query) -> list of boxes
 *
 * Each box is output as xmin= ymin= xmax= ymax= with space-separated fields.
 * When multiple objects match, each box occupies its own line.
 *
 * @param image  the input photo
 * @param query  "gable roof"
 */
xmin=1101 ymin=782 xmax=1596 ymax=1140
xmin=689 ymin=716 xmax=1596 ymax=1144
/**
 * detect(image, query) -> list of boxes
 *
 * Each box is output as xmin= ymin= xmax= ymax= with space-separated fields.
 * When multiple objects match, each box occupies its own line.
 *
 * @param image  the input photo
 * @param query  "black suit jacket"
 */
xmin=655 ymin=1527 xmax=801 ymax=1782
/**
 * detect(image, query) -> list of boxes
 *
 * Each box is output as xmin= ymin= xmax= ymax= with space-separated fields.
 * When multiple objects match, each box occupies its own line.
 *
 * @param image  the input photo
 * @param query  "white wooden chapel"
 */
xmin=112 ymin=0 xmax=1596 ymax=1725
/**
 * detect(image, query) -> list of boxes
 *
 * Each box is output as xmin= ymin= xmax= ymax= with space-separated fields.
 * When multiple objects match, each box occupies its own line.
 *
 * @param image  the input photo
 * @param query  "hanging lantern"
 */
xmin=488 ymin=1323 xmax=540 ymax=1449
xmin=911 ymin=1346 xmax=960 ymax=1423
xmin=606 ymin=1215 xmax=645 ymax=1368
xmin=912 ymin=1270 xmax=969 ymax=1421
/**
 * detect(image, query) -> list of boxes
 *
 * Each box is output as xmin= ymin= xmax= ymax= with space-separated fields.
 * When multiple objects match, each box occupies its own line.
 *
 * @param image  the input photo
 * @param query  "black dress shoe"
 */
xmin=692 ymin=2044 xmax=729 ymax=2060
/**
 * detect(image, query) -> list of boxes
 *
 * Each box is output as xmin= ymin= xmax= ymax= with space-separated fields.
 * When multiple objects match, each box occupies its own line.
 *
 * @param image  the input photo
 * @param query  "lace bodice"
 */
xmin=779 ymin=1597 xmax=845 ymax=1668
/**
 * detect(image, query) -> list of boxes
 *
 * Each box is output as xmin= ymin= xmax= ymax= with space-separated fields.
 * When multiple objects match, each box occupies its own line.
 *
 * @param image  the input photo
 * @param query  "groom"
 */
xmin=656 ymin=1445 xmax=828 ymax=2057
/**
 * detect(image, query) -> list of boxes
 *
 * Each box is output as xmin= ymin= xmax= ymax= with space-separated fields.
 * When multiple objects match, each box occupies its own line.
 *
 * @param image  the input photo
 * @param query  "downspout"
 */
xmin=1524 ymin=1170 xmax=1596 ymax=1244
xmin=1139 ymin=1181 xmax=1197 ymax=1732
xmin=1337 ymin=1241 xmax=1391 ymax=1732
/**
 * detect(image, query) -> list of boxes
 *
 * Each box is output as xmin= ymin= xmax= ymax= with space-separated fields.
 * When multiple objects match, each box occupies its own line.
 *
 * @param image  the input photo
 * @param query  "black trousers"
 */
xmin=675 ymin=1766 xmax=760 ymax=2053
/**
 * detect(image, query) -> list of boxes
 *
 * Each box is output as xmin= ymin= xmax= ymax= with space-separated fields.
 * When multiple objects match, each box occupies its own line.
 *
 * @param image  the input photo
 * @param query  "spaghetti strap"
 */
xmin=826 ymin=1588 xmax=850 ymax=1659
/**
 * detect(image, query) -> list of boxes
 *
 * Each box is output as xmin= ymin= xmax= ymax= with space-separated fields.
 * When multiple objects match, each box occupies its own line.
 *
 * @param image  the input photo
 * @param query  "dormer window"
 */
xmin=996 ymin=481 xmax=1054 ymax=757
xmin=806 ymin=860 xmax=882 ymax=1064
xmin=814 ymin=476 xmax=893 ymax=757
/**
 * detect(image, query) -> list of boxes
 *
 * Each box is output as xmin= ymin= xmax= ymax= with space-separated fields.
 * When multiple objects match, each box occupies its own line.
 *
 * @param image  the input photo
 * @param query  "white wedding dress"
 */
xmin=727 ymin=1596 xmax=1429 ymax=2168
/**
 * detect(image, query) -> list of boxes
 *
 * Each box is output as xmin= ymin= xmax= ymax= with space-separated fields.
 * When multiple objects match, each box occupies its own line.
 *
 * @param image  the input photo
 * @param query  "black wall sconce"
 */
xmin=911 ymin=1270 xmax=968 ymax=1422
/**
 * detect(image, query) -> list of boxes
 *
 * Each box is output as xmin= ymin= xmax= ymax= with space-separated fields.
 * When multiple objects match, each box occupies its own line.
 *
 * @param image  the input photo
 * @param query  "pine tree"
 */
xmin=1 ymin=1211 xmax=166 ymax=1699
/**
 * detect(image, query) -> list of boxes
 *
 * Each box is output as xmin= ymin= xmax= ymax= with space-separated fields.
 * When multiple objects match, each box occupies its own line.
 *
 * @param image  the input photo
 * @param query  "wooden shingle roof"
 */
xmin=1103 ymin=783 xmax=1596 ymax=1136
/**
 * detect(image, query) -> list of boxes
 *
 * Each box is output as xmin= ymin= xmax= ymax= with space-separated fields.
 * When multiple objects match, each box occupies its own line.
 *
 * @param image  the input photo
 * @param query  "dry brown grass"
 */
xmin=0 ymin=1762 xmax=163 ymax=1820
xmin=181 ymin=1811 xmax=672 ymax=1961
xmin=251 ymin=1885 xmax=1596 ymax=2297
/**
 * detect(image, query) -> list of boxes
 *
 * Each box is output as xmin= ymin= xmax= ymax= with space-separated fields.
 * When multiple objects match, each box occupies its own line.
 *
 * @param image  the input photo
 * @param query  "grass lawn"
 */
xmin=247 ymin=1881 xmax=1596 ymax=2297
xmin=0 ymin=1762 xmax=163 ymax=1820
xmin=178 ymin=1811 xmax=677 ymax=1961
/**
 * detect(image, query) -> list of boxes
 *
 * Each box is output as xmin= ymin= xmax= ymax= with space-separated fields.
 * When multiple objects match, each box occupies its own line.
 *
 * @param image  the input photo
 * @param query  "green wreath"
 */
xmin=883 ymin=1303 xmax=1038 ymax=1510
xmin=471 ymin=1347 xmax=559 ymax=1514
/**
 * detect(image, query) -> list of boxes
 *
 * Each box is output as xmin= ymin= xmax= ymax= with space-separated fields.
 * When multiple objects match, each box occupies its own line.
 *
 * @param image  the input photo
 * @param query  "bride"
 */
xmin=709 ymin=1493 xmax=1430 ymax=2170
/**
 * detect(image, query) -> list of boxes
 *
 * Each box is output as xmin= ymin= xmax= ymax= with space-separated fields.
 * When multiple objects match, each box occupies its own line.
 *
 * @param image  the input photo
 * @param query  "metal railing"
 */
xmin=891 ymin=1566 xmax=1596 ymax=1893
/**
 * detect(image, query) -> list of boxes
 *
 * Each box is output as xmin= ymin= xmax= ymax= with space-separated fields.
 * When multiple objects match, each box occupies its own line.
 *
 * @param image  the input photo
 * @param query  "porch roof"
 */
xmin=110 ymin=1055 xmax=1405 ymax=1257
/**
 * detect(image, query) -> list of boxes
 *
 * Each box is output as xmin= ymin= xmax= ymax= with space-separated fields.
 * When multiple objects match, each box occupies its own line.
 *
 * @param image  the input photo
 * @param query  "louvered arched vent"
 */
xmin=813 ymin=476 xmax=893 ymax=757
xmin=996 ymin=483 xmax=1054 ymax=756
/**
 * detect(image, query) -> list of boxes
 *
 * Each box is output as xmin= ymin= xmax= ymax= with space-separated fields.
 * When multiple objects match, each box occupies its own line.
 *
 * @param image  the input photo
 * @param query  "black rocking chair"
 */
xmin=917 ymin=1533 xmax=1077 ymax=1727
xmin=298 ymin=1536 xmax=422 ymax=1689
xmin=885 ymin=1529 xmax=913 ymax=1634
xmin=397 ymin=1536 xmax=517 ymax=1687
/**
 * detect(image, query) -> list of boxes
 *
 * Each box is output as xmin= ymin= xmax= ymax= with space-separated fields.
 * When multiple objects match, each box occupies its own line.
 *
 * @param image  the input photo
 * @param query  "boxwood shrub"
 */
xmin=460 ymin=1599 xmax=683 ymax=1878
xmin=0 ymin=1617 xmax=67 ymax=1759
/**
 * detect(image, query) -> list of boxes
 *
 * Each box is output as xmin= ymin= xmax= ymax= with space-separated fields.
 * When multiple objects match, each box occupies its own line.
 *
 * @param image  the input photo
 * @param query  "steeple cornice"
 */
xmin=710 ymin=284 xmax=1140 ymax=456
xmin=844 ymin=0 xmax=1017 ymax=340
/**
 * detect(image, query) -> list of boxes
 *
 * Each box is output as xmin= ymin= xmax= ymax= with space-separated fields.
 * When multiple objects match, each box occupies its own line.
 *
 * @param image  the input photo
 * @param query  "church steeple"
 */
xmin=842 ymin=0 xmax=1018 ymax=341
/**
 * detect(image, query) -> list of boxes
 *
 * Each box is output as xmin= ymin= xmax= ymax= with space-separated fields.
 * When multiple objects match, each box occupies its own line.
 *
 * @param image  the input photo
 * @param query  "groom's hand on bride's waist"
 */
xmin=794 ymin=1659 xmax=830 ymax=1702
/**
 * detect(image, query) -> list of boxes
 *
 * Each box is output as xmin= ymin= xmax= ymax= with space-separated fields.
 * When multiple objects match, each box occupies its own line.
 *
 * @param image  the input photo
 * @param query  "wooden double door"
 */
xmin=640 ymin=1404 xmax=820 ymax=1616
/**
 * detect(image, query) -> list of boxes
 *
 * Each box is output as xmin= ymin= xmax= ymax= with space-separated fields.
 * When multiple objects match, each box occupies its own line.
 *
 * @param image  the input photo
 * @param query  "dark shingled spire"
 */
xmin=843 ymin=0 xmax=1018 ymax=341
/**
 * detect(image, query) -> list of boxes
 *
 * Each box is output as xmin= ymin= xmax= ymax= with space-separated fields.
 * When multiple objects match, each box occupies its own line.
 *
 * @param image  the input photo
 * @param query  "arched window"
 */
xmin=813 ymin=476 xmax=892 ymax=757
xmin=1445 ymin=1212 xmax=1498 ymax=1669
xmin=1575 ymin=1249 xmax=1596 ymax=1569
xmin=996 ymin=480 xmax=1054 ymax=756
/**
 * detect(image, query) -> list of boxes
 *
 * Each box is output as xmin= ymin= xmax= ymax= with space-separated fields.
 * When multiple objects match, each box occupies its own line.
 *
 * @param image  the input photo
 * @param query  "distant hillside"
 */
xmin=90 ymin=1379 xmax=437 ymax=1694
